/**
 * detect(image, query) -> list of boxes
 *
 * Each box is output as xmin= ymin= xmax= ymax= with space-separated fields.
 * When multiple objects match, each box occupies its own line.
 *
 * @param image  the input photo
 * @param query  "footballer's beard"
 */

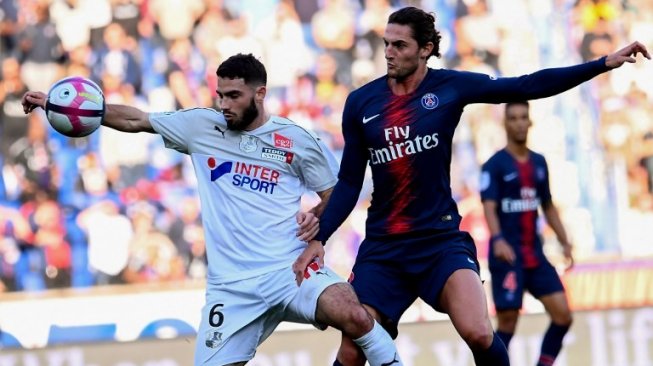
xmin=226 ymin=98 xmax=259 ymax=131
xmin=388 ymin=62 xmax=419 ymax=81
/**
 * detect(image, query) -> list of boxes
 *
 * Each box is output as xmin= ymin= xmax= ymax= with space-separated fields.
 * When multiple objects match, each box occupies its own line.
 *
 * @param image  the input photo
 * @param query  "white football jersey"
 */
xmin=150 ymin=108 xmax=338 ymax=283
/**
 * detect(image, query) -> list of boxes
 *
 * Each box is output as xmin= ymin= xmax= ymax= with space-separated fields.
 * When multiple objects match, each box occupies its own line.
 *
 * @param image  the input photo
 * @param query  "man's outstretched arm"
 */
xmin=22 ymin=91 xmax=154 ymax=133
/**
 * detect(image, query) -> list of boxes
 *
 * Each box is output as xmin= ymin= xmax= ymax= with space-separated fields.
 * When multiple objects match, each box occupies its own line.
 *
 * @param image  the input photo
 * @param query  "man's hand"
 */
xmin=296 ymin=211 xmax=319 ymax=242
xmin=292 ymin=240 xmax=324 ymax=286
xmin=605 ymin=41 xmax=651 ymax=68
xmin=21 ymin=91 xmax=47 ymax=114
xmin=493 ymin=239 xmax=516 ymax=265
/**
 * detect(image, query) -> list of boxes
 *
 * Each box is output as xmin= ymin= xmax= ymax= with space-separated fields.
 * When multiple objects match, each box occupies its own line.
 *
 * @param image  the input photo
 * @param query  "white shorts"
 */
xmin=194 ymin=263 xmax=344 ymax=365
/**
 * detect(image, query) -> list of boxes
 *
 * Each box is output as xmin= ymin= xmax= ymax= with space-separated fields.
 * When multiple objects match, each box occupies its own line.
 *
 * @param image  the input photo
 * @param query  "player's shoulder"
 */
xmin=152 ymin=107 xmax=225 ymax=122
xmin=267 ymin=115 xmax=325 ymax=151
xmin=185 ymin=107 xmax=227 ymax=130
xmin=179 ymin=107 xmax=225 ymax=121
xmin=347 ymin=75 xmax=388 ymax=102
xmin=483 ymin=149 xmax=508 ymax=168
xmin=528 ymin=150 xmax=548 ymax=165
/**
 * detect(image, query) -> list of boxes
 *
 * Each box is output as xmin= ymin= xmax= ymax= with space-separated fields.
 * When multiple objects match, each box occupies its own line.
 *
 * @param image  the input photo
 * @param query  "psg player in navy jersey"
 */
xmin=481 ymin=101 xmax=573 ymax=366
xmin=291 ymin=6 xmax=650 ymax=366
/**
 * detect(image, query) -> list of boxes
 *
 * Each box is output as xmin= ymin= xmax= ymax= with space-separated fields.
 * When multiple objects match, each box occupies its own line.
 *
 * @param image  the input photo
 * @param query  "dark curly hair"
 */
xmin=388 ymin=7 xmax=442 ymax=59
xmin=216 ymin=53 xmax=267 ymax=86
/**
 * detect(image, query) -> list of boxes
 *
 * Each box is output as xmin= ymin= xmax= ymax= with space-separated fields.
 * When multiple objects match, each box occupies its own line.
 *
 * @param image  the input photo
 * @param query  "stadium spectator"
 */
xmin=31 ymin=199 xmax=72 ymax=289
xmin=92 ymin=22 xmax=141 ymax=94
xmin=454 ymin=0 xmax=501 ymax=72
xmin=0 ymin=57 xmax=29 ymax=163
xmin=580 ymin=17 xmax=616 ymax=62
xmin=165 ymin=38 xmax=211 ymax=109
xmin=147 ymin=0 xmax=205 ymax=42
xmin=8 ymin=113 xmax=58 ymax=199
xmin=166 ymin=195 xmax=204 ymax=278
xmin=122 ymin=201 xmax=181 ymax=283
xmin=0 ymin=205 xmax=30 ymax=292
xmin=255 ymin=0 xmax=313 ymax=94
xmin=17 ymin=1 xmax=65 ymax=92
xmin=641 ymin=130 xmax=653 ymax=196
xmin=77 ymin=199 xmax=132 ymax=285
xmin=110 ymin=0 xmax=141 ymax=41
xmin=311 ymin=0 xmax=356 ymax=86
xmin=356 ymin=0 xmax=393 ymax=75
xmin=99 ymin=80 xmax=154 ymax=190
xmin=0 ymin=0 xmax=18 ymax=60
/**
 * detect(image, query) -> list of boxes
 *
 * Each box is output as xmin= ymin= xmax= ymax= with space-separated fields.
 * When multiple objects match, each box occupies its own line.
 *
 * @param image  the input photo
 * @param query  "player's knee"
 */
xmin=461 ymin=323 xmax=494 ymax=350
xmin=553 ymin=312 xmax=573 ymax=327
xmin=344 ymin=305 xmax=374 ymax=333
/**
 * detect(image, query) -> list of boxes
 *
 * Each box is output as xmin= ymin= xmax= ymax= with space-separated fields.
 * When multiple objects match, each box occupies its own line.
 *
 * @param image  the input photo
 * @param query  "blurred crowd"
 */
xmin=0 ymin=0 xmax=652 ymax=293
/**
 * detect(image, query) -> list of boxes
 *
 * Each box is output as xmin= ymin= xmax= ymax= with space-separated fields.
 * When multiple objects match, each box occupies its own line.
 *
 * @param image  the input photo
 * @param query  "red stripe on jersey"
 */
xmin=383 ymin=94 xmax=417 ymax=234
xmin=517 ymin=160 xmax=539 ymax=268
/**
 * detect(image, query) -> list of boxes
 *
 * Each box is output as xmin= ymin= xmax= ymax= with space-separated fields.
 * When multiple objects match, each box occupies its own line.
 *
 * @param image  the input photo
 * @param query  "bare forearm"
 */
xmin=482 ymin=201 xmax=502 ymax=236
xmin=103 ymin=104 xmax=155 ymax=133
xmin=311 ymin=187 xmax=334 ymax=218
xmin=543 ymin=204 xmax=569 ymax=245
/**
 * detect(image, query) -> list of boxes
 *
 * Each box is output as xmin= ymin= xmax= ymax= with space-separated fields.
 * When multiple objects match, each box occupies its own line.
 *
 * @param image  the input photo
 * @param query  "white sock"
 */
xmin=353 ymin=320 xmax=403 ymax=366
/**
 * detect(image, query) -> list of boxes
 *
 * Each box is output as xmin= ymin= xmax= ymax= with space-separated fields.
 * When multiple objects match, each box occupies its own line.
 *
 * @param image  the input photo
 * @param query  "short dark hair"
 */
xmin=216 ymin=53 xmax=267 ymax=86
xmin=505 ymin=101 xmax=529 ymax=117
xmin=388 ymin=7 xmax=442 ymax=59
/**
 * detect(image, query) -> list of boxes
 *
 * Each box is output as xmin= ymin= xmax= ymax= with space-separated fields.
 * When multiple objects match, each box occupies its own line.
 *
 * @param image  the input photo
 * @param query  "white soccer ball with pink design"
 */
xmin=45 ymin=76 xmax=105 ymax=137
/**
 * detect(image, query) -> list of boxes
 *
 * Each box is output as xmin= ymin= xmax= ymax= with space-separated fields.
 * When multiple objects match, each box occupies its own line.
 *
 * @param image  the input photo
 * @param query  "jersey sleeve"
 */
xmin=297 ymin=134 xmax=339 ymax=193
xmin=458 ymin=57 xmax=610 ymax=105
xmin=539 ymin=157 xmax=553 ymax=205
xmin=480 ymin=158 xmax=499 ymax=202
xmin=149 ymin=110 xmax=200 ymax=154
xmin=314 ymin=93 xmax=369 ymax=243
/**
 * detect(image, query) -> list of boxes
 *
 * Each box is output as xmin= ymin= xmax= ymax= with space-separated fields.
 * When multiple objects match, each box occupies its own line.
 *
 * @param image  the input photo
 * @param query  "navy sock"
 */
xmin=472 ymin=333 xmax=510 ymax=366
xmin=333 ymin=361 xmax=344 ymax=366
xmin=496 ymin=330 xmax=514 ymax=349
xmin=538 ymin=322 xmax=570 ymax=366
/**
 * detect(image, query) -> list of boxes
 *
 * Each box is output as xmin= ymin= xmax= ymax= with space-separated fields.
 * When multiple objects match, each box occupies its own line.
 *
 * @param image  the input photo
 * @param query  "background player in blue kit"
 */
xmin=291 ymin=5 xmax=650 ymax=366
xmin=22 ymin=54 xmax=403 ymax=366
xmin=481 ymin=101 xmax=574 ymax=366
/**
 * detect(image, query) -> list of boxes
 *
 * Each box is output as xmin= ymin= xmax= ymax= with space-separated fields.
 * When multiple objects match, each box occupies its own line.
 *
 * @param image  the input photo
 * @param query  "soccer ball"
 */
xmin=45 ymin=76 xmax=105 ymax=138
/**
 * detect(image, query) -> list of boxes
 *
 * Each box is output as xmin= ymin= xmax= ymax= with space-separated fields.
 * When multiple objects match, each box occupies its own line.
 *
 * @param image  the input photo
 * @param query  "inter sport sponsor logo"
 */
xmin=207 ymin=157 xmax=280 ymax=194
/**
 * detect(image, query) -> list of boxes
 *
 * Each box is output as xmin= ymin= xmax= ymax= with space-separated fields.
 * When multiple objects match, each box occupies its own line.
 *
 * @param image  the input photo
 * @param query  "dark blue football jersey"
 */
xmin=316 ymin=58 xmax=608 ymax=242
xmin=480 ymin=149 xmax=552 ymax=267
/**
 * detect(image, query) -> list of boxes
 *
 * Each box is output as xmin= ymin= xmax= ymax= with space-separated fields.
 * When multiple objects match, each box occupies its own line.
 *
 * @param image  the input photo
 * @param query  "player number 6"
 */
xmin=209 ymin=303 xmax=225 ymax=327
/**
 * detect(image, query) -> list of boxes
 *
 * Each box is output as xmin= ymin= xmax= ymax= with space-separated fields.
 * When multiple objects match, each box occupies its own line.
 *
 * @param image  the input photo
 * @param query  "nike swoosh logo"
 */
xmin=503 ymin=172 xmax=518 ymax=182
xmin=362 ymin=114 xmax=380 ymax=124
xmin=381 ymin=353 xmax=400 ymax=366
xmin=467 ymin=257 xmax=475 ymax=264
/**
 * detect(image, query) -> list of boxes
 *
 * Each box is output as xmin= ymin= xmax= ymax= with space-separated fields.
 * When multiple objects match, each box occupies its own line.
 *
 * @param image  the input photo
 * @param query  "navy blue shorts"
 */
xmin=490 ymin=259 xmax=565 ymax=311
xmin=349 ymin=230 xmax=480 ymax=338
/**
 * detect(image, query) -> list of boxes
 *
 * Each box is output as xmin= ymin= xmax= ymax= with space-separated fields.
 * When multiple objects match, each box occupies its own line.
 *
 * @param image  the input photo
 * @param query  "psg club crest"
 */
xmin=421 ymin=93 xmax=439 ymax=110
xmin=536 ymin=167 xmax=546 ymax=181
xmin=239 ymin=135 xmax=258 ymax=153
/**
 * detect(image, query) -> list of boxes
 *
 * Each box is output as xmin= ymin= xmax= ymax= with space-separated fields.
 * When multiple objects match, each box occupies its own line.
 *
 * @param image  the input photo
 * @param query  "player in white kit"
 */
xmin=22 ymin=54 xmax=403 ymax=366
